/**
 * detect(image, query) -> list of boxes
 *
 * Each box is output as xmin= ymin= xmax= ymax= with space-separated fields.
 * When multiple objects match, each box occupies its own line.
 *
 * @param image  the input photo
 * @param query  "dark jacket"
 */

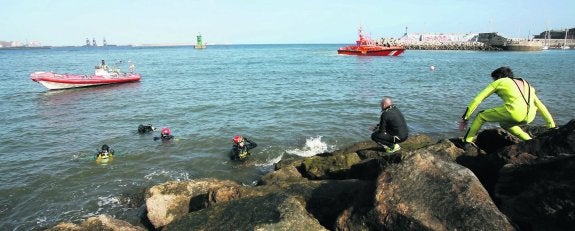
xmin=138 ymin=124 xmax=155 ymax=134
xmin=374 ymin=105 xmax=408 ymax=140
xmin=154 ymin=134 xmax=174 ymax=141
xmin=231 ymin=139 xmax=257 ymax=161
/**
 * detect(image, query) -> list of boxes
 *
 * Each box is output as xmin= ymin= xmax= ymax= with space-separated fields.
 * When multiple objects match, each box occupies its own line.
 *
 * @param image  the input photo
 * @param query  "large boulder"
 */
xmin=297 ymin=134 xmax=436 ymax=181
xmin=162 ymin=179 xmax=372 ymax=230
xmin=460 ymin=120 xmax=575 ymax=200
xmin=368 ymin=150 xmax=514 ymax=230
xmin=500 ymin=120 xmax=575 ymax=162
xmin=47 ymin=215 xmax=145 ymax=231
xmin=495 ymin=154 xmax=575 ymax=231
xmin=475 ymin=128 xmax=521 ymax=153
xmin=145 ymin=179 xmax=243 ymax=229
xmin=300 ymin=152 xmax=362 ymax=179
xmin=258 ymin=164 xmax=307 ymax=186
xmin=356 ymin=134 xmax=436 ymax=159
xmin=164 ymin=193 xmax=328 ymax=230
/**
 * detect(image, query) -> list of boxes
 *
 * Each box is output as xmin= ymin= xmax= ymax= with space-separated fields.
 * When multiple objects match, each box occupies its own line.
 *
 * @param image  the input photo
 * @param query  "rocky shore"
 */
xmin=48 ymin=120 xmax=575 ymax=230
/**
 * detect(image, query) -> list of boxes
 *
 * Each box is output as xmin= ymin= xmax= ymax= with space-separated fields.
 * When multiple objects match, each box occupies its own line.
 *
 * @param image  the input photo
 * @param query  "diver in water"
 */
xmin=154 ymin=127 xmax=174 ymax=141
xmin=230 ymin=135 xmax=257 ymax=161
xmin=96 ymin=144 xmax=114 ymax=159
xmin=138 ymin=124 xmax=156 ymax=134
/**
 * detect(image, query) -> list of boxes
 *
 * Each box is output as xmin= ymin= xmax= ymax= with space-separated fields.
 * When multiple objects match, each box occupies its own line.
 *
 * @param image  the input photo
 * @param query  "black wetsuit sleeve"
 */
xmin=231 ymin=147 xmax=240 ymax=160
xmin=461 ymin=108 xmax=470 ymax=120
xmin=377 ymin=113 xmax=387 ymax=133
xmin=244 ymin=139 xmax=257 ymax=150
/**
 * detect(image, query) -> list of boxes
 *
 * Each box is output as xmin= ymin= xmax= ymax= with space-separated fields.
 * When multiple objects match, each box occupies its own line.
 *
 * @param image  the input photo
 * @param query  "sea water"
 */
xmin=0 ymin=45 xmax=573 ymax=229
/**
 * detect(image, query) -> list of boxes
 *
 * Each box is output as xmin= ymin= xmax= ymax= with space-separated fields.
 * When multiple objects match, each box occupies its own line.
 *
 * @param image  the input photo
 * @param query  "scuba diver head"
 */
xmin=161 ymin=127 xmax=171 ymax=138
xmin=101 ymin=144 xmax=110 ymax=153
xmin=233 ymin=135 xmax=244 ymax=146
xmin=99 ymin=144 xmax=111 ymax=157
xmin=491 ymin=66 xmax=514 ymax=80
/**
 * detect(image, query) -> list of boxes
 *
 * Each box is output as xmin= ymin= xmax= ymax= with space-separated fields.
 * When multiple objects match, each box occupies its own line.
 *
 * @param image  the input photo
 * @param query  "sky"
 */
xmin=1 ymin=0 xmax=573 ymax=46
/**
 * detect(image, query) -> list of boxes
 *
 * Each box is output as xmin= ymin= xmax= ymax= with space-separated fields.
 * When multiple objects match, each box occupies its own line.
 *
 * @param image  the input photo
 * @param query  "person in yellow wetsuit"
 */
xmin=96 ymin=144 xmax=114 ymax=163
xmin=459 ymin=66 xmax=556 ymax=143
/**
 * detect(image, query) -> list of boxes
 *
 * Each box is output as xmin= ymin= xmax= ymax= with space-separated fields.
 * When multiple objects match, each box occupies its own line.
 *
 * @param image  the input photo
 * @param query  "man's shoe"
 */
xmin=386 ymin=144 xmax=401 ymax=153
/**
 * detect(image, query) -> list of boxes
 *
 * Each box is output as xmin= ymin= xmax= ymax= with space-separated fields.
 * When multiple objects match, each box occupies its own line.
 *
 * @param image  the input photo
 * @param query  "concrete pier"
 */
xmin=377 ymin=33 xmax=574 ymax=51
xmin=400 ymin=41 xmax=500 ymax=51
xmin=377 ymin=34 xmax=502 ymax=51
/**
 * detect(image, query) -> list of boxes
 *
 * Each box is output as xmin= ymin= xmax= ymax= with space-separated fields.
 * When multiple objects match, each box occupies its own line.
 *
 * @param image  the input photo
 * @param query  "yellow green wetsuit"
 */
xmin=462 ymin=77 xmax=555 ymax=142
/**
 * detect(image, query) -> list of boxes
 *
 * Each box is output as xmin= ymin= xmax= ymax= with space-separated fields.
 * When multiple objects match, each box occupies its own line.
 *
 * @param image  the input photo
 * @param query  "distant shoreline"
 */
xmin=2 ymin=42 xmax=573 ymax=51
xmin=0 ymin=46 xmax=52 ymax=50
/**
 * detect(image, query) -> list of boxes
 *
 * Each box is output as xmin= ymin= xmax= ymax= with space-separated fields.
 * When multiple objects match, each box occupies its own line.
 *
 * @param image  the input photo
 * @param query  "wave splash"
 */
xmin=286 ymin=136 xmax=333 ymax=157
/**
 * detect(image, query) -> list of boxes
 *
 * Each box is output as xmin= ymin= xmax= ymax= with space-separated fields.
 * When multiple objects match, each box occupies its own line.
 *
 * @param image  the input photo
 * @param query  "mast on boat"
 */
xmin=542 ymin=28 xmax=550 ymax=49
xmin=563 ymin=28 xmax=570 ymax=49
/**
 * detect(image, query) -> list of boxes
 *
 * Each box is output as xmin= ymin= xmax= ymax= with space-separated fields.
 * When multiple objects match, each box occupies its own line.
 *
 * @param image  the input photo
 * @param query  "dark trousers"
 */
xmin=371 ymin=132 xmax=403 ymax=147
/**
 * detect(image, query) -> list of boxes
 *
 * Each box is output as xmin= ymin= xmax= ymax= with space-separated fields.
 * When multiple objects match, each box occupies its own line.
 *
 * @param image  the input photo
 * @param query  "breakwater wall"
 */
xmin=399 ymin=41 xmax=501 ymax=51
xmin=378 ymin=37 xmax=501 ymax=51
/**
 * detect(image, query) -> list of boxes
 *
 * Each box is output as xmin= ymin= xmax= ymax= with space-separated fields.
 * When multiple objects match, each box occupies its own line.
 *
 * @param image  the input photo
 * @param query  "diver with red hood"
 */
xmin=230 ymin=135 xmax=257 ymax=161
xmin=154 ymin=127 xmax=174 ymax=141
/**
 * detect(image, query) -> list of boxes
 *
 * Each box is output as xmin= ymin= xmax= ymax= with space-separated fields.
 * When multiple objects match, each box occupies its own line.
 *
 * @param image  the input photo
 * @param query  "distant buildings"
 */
xmin=0 ymin=40 xmax=42 ymax=48
xmin=397 ymin=33 xmax=479 ymax=43
xmin=533 ymin=28 xmax=574 ymax=40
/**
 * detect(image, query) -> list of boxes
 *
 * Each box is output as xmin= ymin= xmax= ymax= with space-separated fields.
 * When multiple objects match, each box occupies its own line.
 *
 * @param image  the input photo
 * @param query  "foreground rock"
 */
xmin=496 ymin=154 xmax=575 ymax=231
xmin=47 ymin=214 xmax=145 ymax=231
xmin=370 ymin=150 xmax=513 ymax=230
xmin=165 ymin=191 xmax=328 ymax=230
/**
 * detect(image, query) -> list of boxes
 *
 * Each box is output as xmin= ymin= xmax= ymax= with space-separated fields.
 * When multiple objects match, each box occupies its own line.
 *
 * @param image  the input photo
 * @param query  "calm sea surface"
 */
xmin=0 ymin=45 xmax=573 ymax=229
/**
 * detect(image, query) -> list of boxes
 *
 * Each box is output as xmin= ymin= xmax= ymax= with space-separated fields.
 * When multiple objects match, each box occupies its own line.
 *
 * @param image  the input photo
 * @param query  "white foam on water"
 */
xmin=97 ymin=195 xmax=121 ymax=209
xmin=35 ymin=216 xmax=47 ymax=225
xmin=286 ymin=136 xmax=333 ymax=157
xmin=254 ymin=153 xmax=283 ymax=168
xmin=143 ymin=169 xmax=191 ymax=181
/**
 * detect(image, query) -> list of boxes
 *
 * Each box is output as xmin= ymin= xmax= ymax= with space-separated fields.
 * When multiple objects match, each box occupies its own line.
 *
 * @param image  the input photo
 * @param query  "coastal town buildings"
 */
xmin=0 ymin=40 xmax=42 ymax=48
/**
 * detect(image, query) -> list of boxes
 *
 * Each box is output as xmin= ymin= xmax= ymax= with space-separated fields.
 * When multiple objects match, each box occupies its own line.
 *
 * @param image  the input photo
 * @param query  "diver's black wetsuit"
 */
xmin=154 ymin=134 xmax=174 ymax=141
xmin=371 ymin=105 xmax=409 ymax=147
xmin=138 ymin=124 xmax=155 ymax=134
xmin=231 ymin=139 xmax=257 ymax=161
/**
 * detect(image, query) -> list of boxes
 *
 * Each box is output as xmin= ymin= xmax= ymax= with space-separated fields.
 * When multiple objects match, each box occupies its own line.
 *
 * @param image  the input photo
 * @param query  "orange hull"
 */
xmin=338 ymin=26 xmax=405 ymax=56
xmin=338 ymin=45 xmax=405 ymax=56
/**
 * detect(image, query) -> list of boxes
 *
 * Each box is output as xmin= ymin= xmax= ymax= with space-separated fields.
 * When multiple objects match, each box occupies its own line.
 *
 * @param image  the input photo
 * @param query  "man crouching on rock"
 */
xmin=371 ymin=97 xmax=409 ymax=153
